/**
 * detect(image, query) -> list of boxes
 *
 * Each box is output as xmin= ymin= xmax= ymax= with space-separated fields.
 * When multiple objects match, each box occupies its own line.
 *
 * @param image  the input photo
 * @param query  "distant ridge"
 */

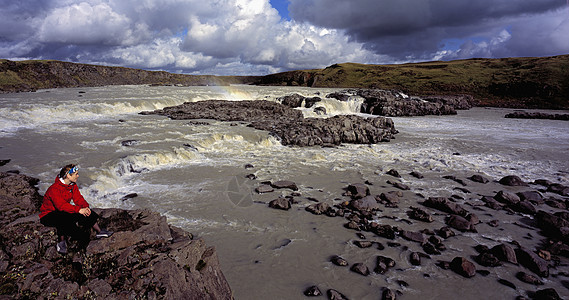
xmin=0 ymin=59 xmax=256 ymax=93
xmin=2 ymin=55 xmax=568 ymax=109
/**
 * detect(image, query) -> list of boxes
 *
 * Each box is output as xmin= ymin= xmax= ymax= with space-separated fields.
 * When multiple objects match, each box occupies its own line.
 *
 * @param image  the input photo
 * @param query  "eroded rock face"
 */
xmin=142 ymin=100 xmax=398 ymax=147
xmin=0 ymin=172 xmax=233 ymax=300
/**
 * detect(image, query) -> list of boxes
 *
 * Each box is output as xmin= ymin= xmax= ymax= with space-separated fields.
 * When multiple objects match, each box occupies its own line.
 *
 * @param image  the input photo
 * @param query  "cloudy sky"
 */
xmin=1 ymin=0 xmax=568 ymax=75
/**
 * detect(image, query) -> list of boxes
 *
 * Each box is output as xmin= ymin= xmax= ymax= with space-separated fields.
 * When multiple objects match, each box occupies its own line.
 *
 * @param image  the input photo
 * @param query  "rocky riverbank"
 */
xmin=0 ymin=171 xmax=233 ymax=299
xmin=253 ymin=169 xmax=569 ymax=299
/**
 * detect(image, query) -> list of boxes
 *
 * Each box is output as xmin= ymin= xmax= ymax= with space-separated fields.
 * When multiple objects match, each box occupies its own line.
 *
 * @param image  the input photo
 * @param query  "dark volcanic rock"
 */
xmin=423 ymin=197 xmax=468 ymax=216
xmin=499 ymin=175 xmax=529 ymax=186
xmin=350 ymin=263 xmax=370 ymax=276
xmin=304 ymin=285 xmax=322 ymax=296
xmin=469 ymin=174 xmax=490 ymax=183
xmin=143 ymin=100 xmax=397 ymax=147
xmin=407 ymin=207 xmax=434 ymax=222
xmin=515 ymin=247 xmax=549 ymax=277
xmin=346 ymin=183 xmax=370 ymax=199
xmin=446 ymin=214 xmax=477 ymax=232
xmin=349 ymin=195 xmax=381 ymax=212
xmin=331 ymin=255 xmax=349 ymax=267
xmin=0 ymin=172 xmax=233 ymax=300
xmin=516 ymin=272 xmax=544 ymax=285
xmin=268 ymin=197 xmax=291 ymax=210
xmin=450 ymin=257 xmax=476 ymax=278
xmin=305 ymin=202 xmax=331 ymax=215
xmin=327 ymin=289 xmax=349 ymax=300
xmin=491 ymin=244 xmax=518 ymax=264
xmin=271 ymin=180 xmax=298 ymax=191
xmin=357 ymin=89 xmax=458 ymax=116
xmin=535 ymin=210 xmax=569 ymax=242
xmin=495 ymin=190 xmax=521 ymax=206
xmin=505 ymin=111 xmax=569 ymax=121
xmin=375 ymin=256 xmax=396 ymax=274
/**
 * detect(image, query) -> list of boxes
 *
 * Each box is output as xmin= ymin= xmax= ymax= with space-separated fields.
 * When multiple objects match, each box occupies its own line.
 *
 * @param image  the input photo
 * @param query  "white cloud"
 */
xmin=38 ymin=2 xmax=149 ymax=46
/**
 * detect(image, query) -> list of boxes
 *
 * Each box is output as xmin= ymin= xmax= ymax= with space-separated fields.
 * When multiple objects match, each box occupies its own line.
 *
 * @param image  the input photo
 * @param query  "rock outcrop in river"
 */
xmin=0 ymin=171 xmax=233 ymax=299
xmin=141 ymin=100 xmax=398 ymax=146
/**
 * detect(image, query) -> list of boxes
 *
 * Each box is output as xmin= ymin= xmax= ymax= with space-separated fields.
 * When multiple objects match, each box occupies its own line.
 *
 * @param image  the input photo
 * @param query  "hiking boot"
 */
xmin=96 ymin=229 xmax=113 ymax=239
xmin=56 ymin=240 xmax=67 ymax=254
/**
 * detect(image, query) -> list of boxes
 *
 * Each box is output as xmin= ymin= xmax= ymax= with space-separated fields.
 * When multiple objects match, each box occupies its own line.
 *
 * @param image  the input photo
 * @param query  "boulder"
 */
xmin=357 ymin=89 xmax=458 ymax=117
xmin=515 ymin=272 xmax=543 ymax=285
xmin=469 ymin=174 xmax=489 ymax=183
xmin=268 ymin=198 xmax=291 ymax=210
xmin=515 ymin=247 xmax=549 ymax=277
xmin=548 ymin=183 xmax=569 ymax=196
xmin=346 ymin=183 xmax=370 ymax=199
xmin=271 ymin=180 xmax=298 ymax=191
xmin=450 ymin=257 xmax=476 ymax=278
xmin=423 ymin=197 xmax=468 ymax=216
xmin=517 ymin=191 xmax=544 ymax=202
xmin=255 ymin=184 xmax=274 ymax=194
xmin=305 ymin=202 xmax=331 ymax=215
xmin=407 ymin=207 xmax=433 ymax=222
xmin=499 ymin=175 xmax=528 ymax=186
xmin=350 ymin=263 xmax=370 ymax=276
xmin=330 ymin=255 xmax=349 ymax=267
xmin=490 ymin=244 xmax=518 ymax=264
xmin=304 ymin=285 xmax=322 ymax=296
xmin=327 ymin=289 xmax=349 ymax=300
xmin=349 ymin=195 xmax=381 ymax=212
xmin=494 ymin=190 xmax=521 ymax=206
xmin=446 ymin=215 xmax=477 ymax=232
xmin=375 ymin=256 xmax=396 ymax=274
xmin=400 ymin=230 xmax=426 ymax=243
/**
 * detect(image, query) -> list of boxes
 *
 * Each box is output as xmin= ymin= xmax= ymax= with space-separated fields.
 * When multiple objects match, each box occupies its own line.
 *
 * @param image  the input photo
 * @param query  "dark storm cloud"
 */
xmin=288 ymin=0 xmax=568 ymax=60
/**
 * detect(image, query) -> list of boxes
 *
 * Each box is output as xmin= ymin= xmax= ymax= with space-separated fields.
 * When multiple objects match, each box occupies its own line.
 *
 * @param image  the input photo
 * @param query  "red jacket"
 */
xmin=39 ymin=177 xmax=90 ymax=219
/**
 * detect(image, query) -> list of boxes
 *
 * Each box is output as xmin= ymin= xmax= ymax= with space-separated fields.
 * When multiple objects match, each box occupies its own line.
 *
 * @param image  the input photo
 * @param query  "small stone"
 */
xmin=410 ymin=171 xmax=424 ymax=179
xmin=516 ymin=272 xmax=543 ymax=285
xmin=331 ymin=255 xmax=348 ymax=267
xmin=255 ymin=184 xmax=274 ymax=194
xmin=271 ymin=180 xmax=298 ymax=191
xmin=386 ymin=169 xmax=401 ymax=178
xmin=409 ymin=252 xmax=421 ymax=265
xmin=327 ymin=289 xmax=349 ymax=300
xmin=350 ymin=263 xmax=370 ymax=276
xmin=353 ymin=240 xmax=373 ymax=248
xmin=382 ymin=288 xmax=396 ymax=300
xmin=268 ymin=198 xmax=291 ymax=210
xmin=469 ymin=174 xmax=489 ymax=183
xmin=304 ymin=285 xmax=322 ymax=296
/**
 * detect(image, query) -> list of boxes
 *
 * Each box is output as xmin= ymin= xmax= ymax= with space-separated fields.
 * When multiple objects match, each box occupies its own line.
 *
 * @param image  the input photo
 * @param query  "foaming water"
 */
xmin=1 ymin=85 xmax=568 ymax=299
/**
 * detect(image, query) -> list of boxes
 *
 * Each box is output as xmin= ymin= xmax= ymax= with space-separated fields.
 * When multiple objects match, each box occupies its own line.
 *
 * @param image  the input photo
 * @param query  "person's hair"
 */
xmin=59 ymin=164 xmax=77 ymax=179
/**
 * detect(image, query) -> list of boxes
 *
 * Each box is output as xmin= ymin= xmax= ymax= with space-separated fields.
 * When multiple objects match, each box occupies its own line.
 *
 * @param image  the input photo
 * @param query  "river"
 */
xmin=1 ymin=85 xmax=568 ymax=299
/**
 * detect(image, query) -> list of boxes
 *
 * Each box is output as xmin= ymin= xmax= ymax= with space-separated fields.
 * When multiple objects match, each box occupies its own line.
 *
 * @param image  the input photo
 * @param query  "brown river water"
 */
xmin=1 ymin=85 xmax=568 ymax=299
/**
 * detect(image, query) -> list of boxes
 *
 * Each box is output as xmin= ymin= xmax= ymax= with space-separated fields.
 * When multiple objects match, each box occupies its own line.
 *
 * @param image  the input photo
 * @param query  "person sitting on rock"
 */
xmin=39 ymin=164 xmax=113 ymax=254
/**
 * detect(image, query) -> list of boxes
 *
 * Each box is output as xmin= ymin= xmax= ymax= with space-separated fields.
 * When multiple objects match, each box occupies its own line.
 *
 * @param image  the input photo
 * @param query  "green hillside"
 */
xmin=253 ymin=55 xmax=569 ymax=109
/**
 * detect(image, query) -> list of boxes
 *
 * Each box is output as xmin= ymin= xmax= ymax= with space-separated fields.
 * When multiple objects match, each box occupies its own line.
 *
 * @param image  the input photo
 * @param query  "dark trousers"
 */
xmin=40 ymin=210 xmax=99 ymax=243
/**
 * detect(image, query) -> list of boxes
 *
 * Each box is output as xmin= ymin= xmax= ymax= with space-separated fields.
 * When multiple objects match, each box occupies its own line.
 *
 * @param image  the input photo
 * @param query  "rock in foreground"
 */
xmin=0 ymin=172 xmax=233 ymax=299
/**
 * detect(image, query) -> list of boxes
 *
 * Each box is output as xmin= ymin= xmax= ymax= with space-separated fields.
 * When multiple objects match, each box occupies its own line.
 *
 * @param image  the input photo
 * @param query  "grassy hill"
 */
xmin=253 ymin=55 xmax=569 ymax=109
